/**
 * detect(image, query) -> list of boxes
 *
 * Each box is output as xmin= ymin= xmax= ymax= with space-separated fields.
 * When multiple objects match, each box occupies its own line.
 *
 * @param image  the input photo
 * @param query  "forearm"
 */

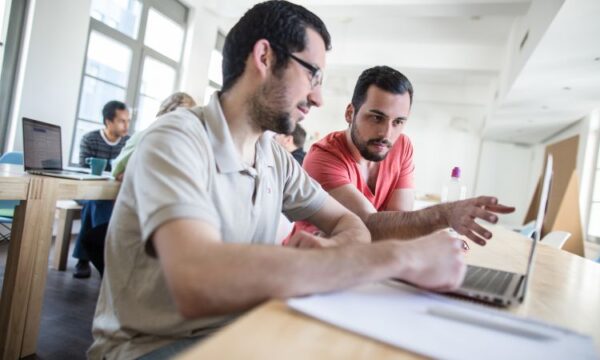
xmin=169 ymin=241 xmax=398 ymax=318
xmin=328 ymin=212 xmax=371 ymax=245
xmin=365 ymin=203 xmax=450 ymax=240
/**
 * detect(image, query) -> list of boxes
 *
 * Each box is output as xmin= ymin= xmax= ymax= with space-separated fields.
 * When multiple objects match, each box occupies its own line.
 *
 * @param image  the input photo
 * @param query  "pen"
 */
xmin=427 ymin=306 xmax=556 ymax=341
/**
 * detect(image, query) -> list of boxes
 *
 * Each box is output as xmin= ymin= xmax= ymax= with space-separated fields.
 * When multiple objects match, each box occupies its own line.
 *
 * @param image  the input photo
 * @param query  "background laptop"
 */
xmin=451 ymin=155 xmax=553 ymax=306
xmin=22 ymin=117 xmax=109 ymax=180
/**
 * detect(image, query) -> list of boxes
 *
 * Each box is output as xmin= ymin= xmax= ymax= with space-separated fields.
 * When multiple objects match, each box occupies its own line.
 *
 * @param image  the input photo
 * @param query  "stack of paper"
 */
xmin=288 ymin=282 xmax=597 ymax=360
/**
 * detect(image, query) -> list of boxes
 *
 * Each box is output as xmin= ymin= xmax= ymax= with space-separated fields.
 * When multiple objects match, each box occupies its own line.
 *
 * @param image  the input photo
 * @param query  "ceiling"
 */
xmin=197 ymin=0 xmax=600 ymax=145
xmin=484 ymin=0 xmax=600 ymax=143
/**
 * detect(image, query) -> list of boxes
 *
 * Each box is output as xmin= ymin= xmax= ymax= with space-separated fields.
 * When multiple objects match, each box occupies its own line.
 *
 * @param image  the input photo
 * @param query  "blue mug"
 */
xmin=85 ymin=157 xmax=108 ymax=176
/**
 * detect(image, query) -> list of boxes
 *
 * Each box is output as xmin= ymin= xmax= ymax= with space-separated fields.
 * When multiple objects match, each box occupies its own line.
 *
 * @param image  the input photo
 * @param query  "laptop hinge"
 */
xmin=514 ymin=275 xmax=526 ymax=301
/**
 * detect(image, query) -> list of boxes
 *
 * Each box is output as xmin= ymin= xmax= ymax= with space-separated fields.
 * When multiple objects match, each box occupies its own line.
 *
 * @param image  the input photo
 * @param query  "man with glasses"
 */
xmin=293 ymin=66 xmax=514 ymax=247
xmin=89 ymin=2 xmax=467 ymax=359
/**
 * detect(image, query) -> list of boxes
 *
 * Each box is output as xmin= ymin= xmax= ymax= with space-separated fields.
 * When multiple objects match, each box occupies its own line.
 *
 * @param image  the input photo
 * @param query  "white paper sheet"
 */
xmin=287 ymin=282 xmax=598 ymax=360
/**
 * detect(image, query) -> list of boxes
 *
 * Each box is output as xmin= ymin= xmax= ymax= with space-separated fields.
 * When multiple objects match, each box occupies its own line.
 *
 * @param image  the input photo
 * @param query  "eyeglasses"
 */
xmin=287 ymin=53 xmax=323 ymax=89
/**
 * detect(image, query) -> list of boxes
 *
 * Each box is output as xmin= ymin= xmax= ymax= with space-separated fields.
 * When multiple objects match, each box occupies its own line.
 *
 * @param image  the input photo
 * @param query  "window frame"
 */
xmin=204 ymin=30 xmax=225 ymax=105
xmin=69 ymin=0 xmax=187 ymax=165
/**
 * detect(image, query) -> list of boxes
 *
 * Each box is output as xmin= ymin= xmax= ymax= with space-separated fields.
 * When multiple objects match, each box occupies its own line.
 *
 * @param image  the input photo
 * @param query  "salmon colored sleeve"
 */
xmin=303 ymin=146 xmax=352 ymax=192
xmin=395 ymin=135 xmax=415 ymax=189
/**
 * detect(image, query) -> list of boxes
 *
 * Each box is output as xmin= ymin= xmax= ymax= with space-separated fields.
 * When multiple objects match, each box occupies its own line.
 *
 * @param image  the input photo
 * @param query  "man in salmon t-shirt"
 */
xmin=290 ymin=66 xmax=514 ymax=248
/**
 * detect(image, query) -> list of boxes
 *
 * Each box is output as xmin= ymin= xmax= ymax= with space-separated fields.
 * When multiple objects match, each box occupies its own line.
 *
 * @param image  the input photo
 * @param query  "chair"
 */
xmin=0 ymin=151 xmax=24 ymax=165
xmin=0 ymin=152 xmax=24 ymax=241
xmin=0 ymin=216 xmax=12 ymax=242
xmin=517 ymin=220 xmax=537 ymax=239
xmin=52 ymin=200 xmax=83 ymax=270
xmin=540 ymin=231 xmax=571 ymax=249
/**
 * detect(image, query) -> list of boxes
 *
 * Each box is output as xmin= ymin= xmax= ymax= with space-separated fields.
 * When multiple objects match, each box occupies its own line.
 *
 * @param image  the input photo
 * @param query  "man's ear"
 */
xmin=345 ymin=103 xmax=355 ymax=125
xmin=285 ymin=134 xmax=294 ymax=146
xmin=250 ymin=39 xmax=274 ymax=79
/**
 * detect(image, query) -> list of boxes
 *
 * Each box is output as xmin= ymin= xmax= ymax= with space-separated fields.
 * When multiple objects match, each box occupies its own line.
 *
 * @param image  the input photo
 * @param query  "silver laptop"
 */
xmin=22 ymin=117 xmax=109 ymax=180
xmin=450 ymin=155 xmax=553 ymax=307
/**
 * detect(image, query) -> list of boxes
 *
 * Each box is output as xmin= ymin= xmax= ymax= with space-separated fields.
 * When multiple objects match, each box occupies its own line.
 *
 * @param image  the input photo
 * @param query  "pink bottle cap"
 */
xmin=451 ymin=167 xmax=461 ymax=178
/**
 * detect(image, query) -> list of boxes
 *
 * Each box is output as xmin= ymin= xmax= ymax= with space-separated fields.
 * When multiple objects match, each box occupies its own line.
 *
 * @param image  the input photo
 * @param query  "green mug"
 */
xmin=85 ymin=157 xmax=108 ymax=176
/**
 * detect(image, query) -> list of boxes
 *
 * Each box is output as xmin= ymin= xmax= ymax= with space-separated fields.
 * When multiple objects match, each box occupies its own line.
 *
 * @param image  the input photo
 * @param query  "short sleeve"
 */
xmin=277 ymin=146 xmax=327 ymax=222
xmin=303 ymin=146 xmax=352 ymax=191
xmin=130 ymin=115 xmax=221 ymax=249
xmin=111 ymin=133 xmax=139 ymax=177
xmin=394 ymin=135 xmax=415 ymax=189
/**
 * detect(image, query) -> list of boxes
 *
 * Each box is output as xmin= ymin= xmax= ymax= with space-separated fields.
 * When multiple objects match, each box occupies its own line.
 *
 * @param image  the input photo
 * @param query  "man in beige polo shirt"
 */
xmin=89 ymin=2 xmax=467 ymax=359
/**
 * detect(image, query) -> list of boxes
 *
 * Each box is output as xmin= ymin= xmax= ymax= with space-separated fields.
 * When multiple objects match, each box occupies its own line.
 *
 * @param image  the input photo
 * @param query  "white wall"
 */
xmin=9 ymin=0 xmax=91 ymax=165
xmin=406 ymin=115 xmax=481 ymax=198
xmin=0 ymin=0 xmax=9 ymax=69
xmin=0 ymin=0 xmax=7 ymax=87
xmin=180 ymin=5 xmax=224 ymax=102
xmin=475 ymin=140 xmax=540 ymax=226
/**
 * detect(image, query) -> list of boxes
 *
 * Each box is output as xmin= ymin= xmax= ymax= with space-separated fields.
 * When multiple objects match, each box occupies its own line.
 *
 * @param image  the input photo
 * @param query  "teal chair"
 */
xmin=0 ymin=152 xmax=24 ymax=241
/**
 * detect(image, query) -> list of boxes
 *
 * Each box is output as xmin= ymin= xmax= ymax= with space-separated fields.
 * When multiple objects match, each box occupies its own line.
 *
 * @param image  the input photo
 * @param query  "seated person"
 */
xmin=83 ymin=92 xmax=197 ymax=276
xmin=72 ymin=100 xmax=130 ymax=278
xmin=274 ymin=123 xmax=307 ymax=165
xmin=89 ymin=2 xmax=468 ymax=358
xmin=294 ymin=66 xmax=514 ymax=246
xmin=111 ymin=92 xmax=197 ymax=181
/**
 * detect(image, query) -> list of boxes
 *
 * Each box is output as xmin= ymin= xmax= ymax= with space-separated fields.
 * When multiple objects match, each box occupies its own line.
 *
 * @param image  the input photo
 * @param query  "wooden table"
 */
xmin=178 ymin=225 xmax=600 ymax=359
xmin=0 ymin=164 xmax=120 ymax=359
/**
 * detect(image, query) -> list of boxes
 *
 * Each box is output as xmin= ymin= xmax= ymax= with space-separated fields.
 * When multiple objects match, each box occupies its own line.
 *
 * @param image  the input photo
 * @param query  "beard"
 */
xmin=350 ymin=118 xmax=392 ymax=162
xmin=248 ymin=75 xmax=297 ymax=135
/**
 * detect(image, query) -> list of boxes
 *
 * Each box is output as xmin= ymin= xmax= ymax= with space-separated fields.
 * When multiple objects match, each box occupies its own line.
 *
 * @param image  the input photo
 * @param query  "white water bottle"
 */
xmin=441 ymin=166 xmax=467 ymax=202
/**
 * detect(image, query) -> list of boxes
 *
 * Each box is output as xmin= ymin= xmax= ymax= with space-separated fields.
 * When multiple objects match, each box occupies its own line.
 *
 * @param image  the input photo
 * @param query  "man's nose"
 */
xmin=308 ymin=86 xmax=323 ymax=108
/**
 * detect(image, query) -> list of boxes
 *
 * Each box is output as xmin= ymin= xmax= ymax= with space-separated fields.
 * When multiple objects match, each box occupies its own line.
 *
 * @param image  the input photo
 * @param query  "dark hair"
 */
xmin=292 ymin=124 xmax=307 ymax=148
xmin=102 ymin=100 xmax=127 ymax=125
xmin=221 ymin=0 xmax=331 ymax=92
xmin=351 ymin=66 xmax=414 ymax=113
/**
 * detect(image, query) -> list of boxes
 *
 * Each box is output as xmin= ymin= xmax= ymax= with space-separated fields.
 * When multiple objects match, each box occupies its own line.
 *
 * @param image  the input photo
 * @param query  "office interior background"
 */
xmin=1 ymin=0 xmax=600 ymax=358
xmin=0 ymin=0 xmax=599 ymax=239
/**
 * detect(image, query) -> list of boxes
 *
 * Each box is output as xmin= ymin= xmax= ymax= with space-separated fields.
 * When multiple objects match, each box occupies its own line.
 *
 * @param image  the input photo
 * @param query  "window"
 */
xmin=136 ymin=56 xmax=176 ymax=130
xmin=0 ymin=0 xmax=27 ymax=152
xmin=588 ymin=140 xmax=600 ymax=242
xmin=144 ymin=8 xmax=184 ymax=61
xmin=204 ymin=31 xmax=225 ymax=105
xmin=70 ymin=0 xmax=187 ymax=164
xmin=90 ymin=0 xmax=142 ymax=39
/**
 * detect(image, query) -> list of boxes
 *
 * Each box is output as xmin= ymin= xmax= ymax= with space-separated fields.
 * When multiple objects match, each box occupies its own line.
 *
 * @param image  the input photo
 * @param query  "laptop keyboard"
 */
xmin=462 ymin=266 xmax=515 ymax=295
xmin=46 ymin=170 xmax=87 ymax=175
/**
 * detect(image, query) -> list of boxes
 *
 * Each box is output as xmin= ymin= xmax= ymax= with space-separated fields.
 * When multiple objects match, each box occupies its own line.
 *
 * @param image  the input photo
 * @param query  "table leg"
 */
xmin=52 ymin=207 xmax=76 ymax=271
xmin=0 ymin=178 xmax=56 ymax=359
xmin=21 ymin=179 xmax=58 ymax=357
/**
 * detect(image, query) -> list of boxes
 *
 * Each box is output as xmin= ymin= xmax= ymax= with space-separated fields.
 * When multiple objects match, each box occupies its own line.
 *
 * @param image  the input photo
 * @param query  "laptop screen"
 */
xmin=521 ymin=154 xmax=553 ymax=299
xmin=22 ymin=118 xmax=63 ymax=171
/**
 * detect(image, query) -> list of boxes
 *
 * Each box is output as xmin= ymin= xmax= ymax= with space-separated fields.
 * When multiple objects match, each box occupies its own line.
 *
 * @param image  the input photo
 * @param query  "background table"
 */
xmin=0 ymin=164 xmax=120 ymax=359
